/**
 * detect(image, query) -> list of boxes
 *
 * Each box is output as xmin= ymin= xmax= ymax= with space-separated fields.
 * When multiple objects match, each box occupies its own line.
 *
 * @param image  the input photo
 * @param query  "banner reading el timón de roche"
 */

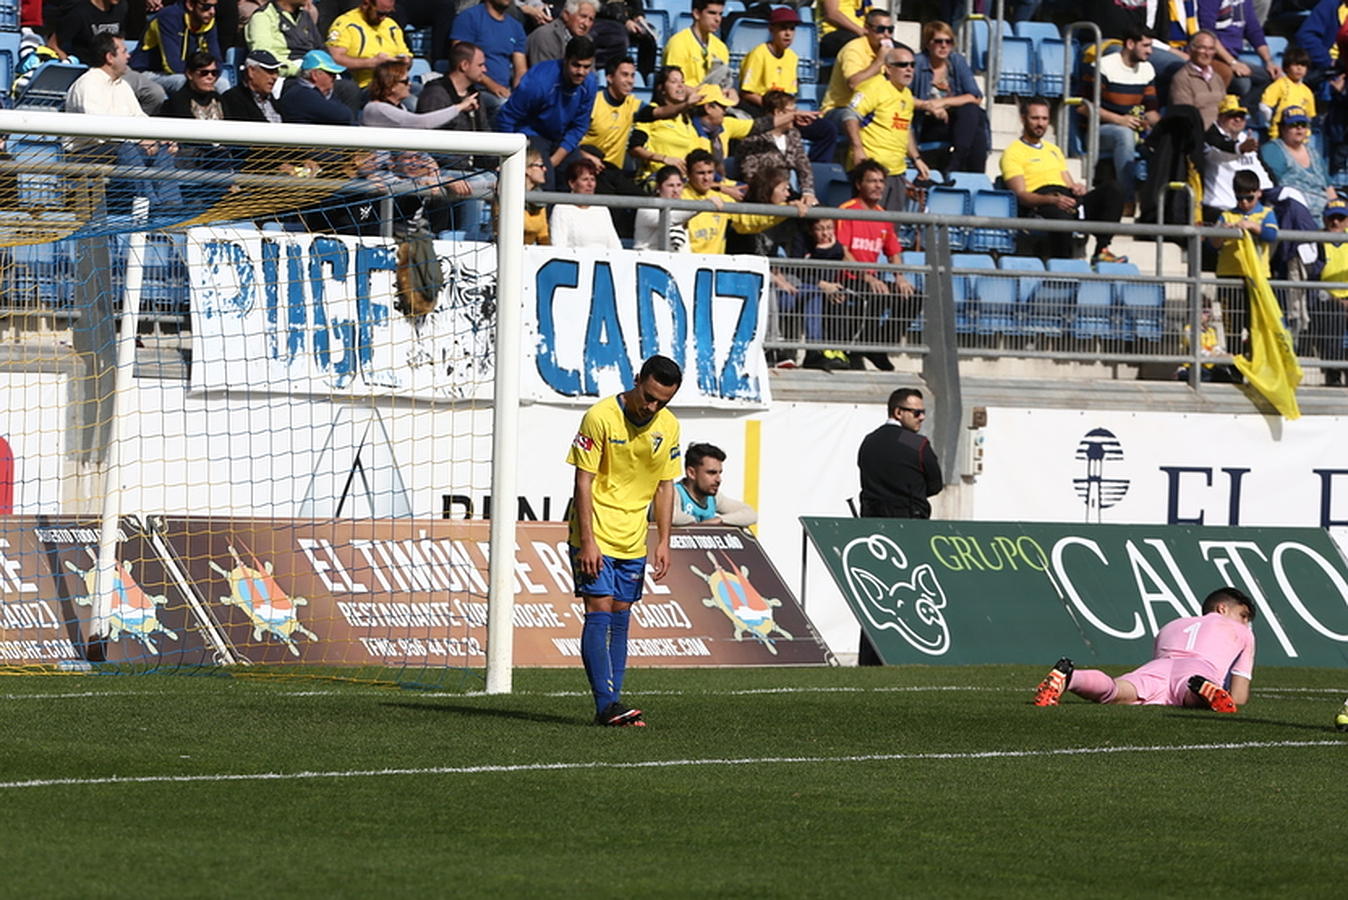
xmin=159 ymin=518 xmax=830 ymax=668
xmin=803 ymin=518 xmax=1348 ymax=667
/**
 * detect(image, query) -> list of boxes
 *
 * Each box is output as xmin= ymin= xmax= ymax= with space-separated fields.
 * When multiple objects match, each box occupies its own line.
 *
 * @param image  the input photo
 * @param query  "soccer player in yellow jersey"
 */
xmin=567 ymin=355 xmax=683 ymax=726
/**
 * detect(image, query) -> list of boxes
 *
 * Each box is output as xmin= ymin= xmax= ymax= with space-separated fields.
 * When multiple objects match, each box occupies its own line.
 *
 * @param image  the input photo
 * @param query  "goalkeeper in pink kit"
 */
xmin=1033 ymin=587 xmax=1256 ymax=713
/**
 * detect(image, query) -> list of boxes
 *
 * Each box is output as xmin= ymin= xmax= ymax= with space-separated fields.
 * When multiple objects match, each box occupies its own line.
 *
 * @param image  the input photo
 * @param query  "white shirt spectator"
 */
xmin=549 ymin=203 xmax=622 ymax=249
xmin=65 ymin=66 xmax=146 ymax=153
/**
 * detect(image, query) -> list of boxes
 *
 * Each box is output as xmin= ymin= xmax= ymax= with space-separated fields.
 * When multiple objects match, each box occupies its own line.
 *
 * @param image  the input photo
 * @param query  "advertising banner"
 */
xmin=803 ymin=517 xmax=1348 ymax=668
xmin=186 ymin=227 xmax=771 ymax=410
xmin=0 ymin=517 xmax=220 ymax=667
xmin=157 ymin=518 xmax=831 ymax=668
xmin=973 ymin=408 xmax=1348 ymax=529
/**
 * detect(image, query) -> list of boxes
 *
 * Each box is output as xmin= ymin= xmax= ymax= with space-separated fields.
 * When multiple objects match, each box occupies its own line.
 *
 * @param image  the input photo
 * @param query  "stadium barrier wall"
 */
xmin=802 ymin=517 xmax=1348 ymax=667
xmin=0 ymin=518 xmax=832 ymax=669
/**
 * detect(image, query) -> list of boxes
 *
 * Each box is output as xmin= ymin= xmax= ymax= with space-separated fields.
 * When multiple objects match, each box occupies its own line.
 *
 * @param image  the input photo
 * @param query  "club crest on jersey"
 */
xmin=572 ymin=432 xmax=595 ymax=452
xmin=651 ymin=433 xmax=664 ymax=454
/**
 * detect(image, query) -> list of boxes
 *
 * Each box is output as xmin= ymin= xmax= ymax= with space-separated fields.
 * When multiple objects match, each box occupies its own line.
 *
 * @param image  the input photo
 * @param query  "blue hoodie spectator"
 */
xmin=1295 ymin=0 xmax=1348 ymax=72
xmin=132 ymin=0 xmax=223 ymax=75
xmin=496 ymin=42 xmax=598 ymax=161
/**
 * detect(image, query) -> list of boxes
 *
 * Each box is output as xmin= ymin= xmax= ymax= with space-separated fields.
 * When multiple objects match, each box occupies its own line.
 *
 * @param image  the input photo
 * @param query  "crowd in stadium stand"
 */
xmin=12 ymin=0 xmax=1348 ymax=368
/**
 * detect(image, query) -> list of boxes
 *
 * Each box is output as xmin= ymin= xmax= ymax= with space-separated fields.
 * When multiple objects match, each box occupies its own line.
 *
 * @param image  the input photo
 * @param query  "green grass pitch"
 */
xmin=1 ymin=665 xmax=1344 ymax=897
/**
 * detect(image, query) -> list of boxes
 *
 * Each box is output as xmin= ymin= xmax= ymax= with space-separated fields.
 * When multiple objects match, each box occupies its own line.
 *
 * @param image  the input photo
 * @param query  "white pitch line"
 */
xmin=0 ymin=739 xmax=1343 ymax=792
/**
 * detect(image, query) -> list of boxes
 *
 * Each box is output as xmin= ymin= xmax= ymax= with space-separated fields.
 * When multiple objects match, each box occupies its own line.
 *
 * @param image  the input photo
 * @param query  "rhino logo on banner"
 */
xmin=208 ymin=543 xmax=317 ymax=656
xmin=691 ymin=550 xmax=793 ymax=653
xmin=839 ymin=534 xmax=950 ymax=656
xmin=66 ymin=549 xmax=179 ymax=652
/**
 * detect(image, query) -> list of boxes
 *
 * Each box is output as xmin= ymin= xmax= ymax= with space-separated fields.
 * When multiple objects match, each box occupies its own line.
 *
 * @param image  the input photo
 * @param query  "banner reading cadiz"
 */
xmin=186 ymin=227 xmax=771 ymax=409
xmin=803 ymin=517 xmax=1348 ymax=667
xmin=522 ymin=246 xmax=771 ymax=408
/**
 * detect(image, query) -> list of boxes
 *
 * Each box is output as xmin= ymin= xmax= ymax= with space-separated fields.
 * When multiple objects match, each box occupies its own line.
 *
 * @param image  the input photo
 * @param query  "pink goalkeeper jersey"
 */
xmin=1153 ymin=612 xmax=1255 ymax=682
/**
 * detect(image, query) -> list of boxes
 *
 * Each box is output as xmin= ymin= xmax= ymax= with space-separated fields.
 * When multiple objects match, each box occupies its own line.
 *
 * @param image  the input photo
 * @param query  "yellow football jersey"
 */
xmin=567 ymin=396 xmax=682 ymax=559
xmin=583 ymin=90 xmax=642 ymax=167
xmin=849 ymin=76 xmax=914 ymax=175
xmin=739 ymin=43 xmax=799 ymax=97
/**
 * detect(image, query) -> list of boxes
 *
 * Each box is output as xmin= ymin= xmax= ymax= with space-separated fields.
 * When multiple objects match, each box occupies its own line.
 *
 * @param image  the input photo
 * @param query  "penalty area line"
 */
xmin=2 ymin=739 xmax=1344 ymax=792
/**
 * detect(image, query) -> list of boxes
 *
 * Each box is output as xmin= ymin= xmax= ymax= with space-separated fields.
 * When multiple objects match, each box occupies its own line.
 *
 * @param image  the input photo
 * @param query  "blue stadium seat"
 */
xmin=968 ymin=18 xmax=1010 ymax=72
xmin=949 ymin=171 xmax=993 ymax=194
xmin=951 ymin=252 xmax=996 ymax=334
xmin=0 ymin=0 xmax=17 ymax=29
xmin=813 ymin=162 xmax=852 ymax=208
xmin=793 ymin=22 xmax=819 ymax=83
xmin=0 ymin=30 xmax=20 ymax=96
xmin=8 ymin=136 xmax=63 ymax=207
xmin=1105 ymin=262 xmax=1164 ymax=341
xmin=999 ymin=256 xmax=1046 ymax=335
xmin=727 ymin=19 xmax=770 ymax=68
xmin=968 ymin=189 xmax=1016 ymax=254
xmin=906 ymin=250 xmax=928 ymax=334
xmin=996 ymin=36 xmax=1035 ymax=96
xmin=643 ymin=10 xmax=670 ymax=47
xmin=675 ymin=12 xmax=694 ymax=35
xmin=1266 ymin=35 xmax=1289 ymax=64
xmin=632 ymin=84 xmax=653 ymax=106
xmin=1033 ymin=258 xmax=1090 ymax=337
xmin=927 ymin=186 xmax=971 ymax=251
xmin=1036 ymin=38 xmax=1066 ymax=97
xmin=1072 ymin=276 xmax=1118 ymax=340
xmin=404 ymin=26 xmax=433 ymax=58
xmin=15 ymin=61 xmax=86 ymax=109
xmin=139 ymin=235 xmax=189 ymax=315
xmin=8 ymin=240 xmax=71 ymax=307
xmin=974 ymin=268 xmax=1019 ymax=336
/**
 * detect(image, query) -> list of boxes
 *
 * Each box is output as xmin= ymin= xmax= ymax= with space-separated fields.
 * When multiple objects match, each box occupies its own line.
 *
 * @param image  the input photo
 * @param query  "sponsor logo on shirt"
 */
xmin=572 ymin=433 xmax=595 ymax=452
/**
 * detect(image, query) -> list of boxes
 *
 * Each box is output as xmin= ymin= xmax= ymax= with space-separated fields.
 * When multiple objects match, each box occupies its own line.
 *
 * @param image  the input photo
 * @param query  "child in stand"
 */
xmin=1260 ymin=46 xmax=1315 ymax=138
xmin=1208 ymin=168 xmax=1279 ymax=353
xmin=783 ymin=217 xmax=854 ymax=370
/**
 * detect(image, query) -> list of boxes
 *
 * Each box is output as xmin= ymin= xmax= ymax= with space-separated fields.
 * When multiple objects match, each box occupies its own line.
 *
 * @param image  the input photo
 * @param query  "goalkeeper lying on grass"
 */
xmin=1033 ymin=587 xmax=1256 ymax=713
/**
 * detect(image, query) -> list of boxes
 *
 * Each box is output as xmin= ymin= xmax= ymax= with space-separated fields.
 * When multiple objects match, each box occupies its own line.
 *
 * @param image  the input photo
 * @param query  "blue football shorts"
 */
xmin=568 ymin=546 xmax=648 ymax=604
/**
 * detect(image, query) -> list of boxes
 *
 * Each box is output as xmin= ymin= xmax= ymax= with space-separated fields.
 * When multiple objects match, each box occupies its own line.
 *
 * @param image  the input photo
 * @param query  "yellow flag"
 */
xmin=1231 ymin=231 xmax=1302 ymax=419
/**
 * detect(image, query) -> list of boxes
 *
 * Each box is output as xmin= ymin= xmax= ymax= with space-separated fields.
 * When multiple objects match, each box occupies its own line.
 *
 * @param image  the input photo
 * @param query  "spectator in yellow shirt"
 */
xmin=821 ymin=8 xmax=892 ymax=112
xmin=739 ymin=6 xmax=801 ymax=111
xmin=630 ymin=66 xmax=710 ymax=185
xmin=841 ymin=44 xmax=929 ymax=210
xmin=662 ymin=0 xmax=734 ymax=97
xmin=1260 ymin=45 xmax=1316 ymax=138
xmin=325 ymin=0 xmax=410 ymax=89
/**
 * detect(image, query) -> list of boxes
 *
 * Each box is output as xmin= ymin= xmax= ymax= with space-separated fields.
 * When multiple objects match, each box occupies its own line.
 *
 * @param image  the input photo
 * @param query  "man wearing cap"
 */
xmin=739 ymin=7 xmax=802 ymax=112
xmin=1202 ymin=94 xmax=1272 ymax=218
xmin=1311 ymin=198 xmax=1348 ymax=385
xmin=246 ymin=0 xmax=323 ymax=78
xmin=278 ymin=49 xmax=357 ymax=124
xmin=325 ymin=0 xmax=410 ymax=90
xmin=663 ymin=0 xmax=733 ymax=94
xmin=497 ymin=35 xmax=599 ymax=183
xmin=132 ymin=0 xmax=222 ymax=93
xmin=842 ymin=45 xmax=928 ymax=209
xmin=222 ymin=48 xmax=285 ymax=122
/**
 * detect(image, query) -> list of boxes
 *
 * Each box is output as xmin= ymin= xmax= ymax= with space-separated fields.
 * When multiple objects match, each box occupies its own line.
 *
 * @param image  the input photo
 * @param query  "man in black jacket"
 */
xmin=857 ymin=387 xmax=943 ymax=519
xmin=221 ymin=48 xmax=284 ymax=121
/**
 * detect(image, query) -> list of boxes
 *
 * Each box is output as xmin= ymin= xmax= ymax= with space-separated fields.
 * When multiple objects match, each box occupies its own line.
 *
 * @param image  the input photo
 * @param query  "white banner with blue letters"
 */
xmin=187 ymin=228 xmax=771 ymax=409
xmin=522 ymin=245 xmax=771 ymax=409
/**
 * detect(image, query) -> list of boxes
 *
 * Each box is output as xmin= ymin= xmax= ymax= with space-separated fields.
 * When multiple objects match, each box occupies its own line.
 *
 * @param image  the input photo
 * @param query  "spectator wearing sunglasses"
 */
xmin=912 ymin=19 xmax=989 ymax=176
xmin=1261 ymin=104 xmax=1339 ymax=218
xmin=821 ymin=8 xmax=894 ymax=114
xmin=857 ymin=387 xmax=943 ymax=520
xmin=160 ymin=51 xmax=225 ymax=119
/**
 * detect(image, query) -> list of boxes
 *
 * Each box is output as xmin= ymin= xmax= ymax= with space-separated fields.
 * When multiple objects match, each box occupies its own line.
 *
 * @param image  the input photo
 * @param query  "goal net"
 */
xmin=0 ymin=109 xmax=526 ymax=691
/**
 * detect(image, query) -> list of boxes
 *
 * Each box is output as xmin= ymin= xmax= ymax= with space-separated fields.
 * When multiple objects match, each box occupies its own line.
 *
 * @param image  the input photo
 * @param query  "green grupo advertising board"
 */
xmin=802 ymin=518 xmax=1348 ymax=667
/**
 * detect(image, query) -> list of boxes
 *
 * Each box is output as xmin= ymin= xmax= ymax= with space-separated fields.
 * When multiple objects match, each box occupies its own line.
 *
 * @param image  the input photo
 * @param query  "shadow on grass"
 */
xmin=1162 ymin=711 xmax=1339 ymax=733
xmin=382 ymin=700 xmax=582 ymax=727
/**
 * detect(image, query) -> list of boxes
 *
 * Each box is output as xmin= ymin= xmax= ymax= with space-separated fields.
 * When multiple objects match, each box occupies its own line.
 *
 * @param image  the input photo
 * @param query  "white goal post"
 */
xmin=0 ymin=109 xmax=527 ymax=693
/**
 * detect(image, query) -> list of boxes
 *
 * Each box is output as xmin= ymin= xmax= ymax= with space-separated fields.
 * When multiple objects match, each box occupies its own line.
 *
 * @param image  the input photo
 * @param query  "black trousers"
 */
xmin=918 ymin=104 xmax=990 ymax=174
xmin=1024 ymin=181 xmax=1124 ymax=257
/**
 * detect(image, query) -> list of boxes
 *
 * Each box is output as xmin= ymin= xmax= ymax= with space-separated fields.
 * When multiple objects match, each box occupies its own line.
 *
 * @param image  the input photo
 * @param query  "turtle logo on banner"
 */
xmin=1073 ymin=427 xmax=1130 ymax=522
xmin=65 ymin=550 xmax=179 ymax=652
xmin=208 ymin=544 xmax=317 ymax=656
xmin=691 ymin=551 xmax=793 ymax=653
xmin=839 ymin=534 xmax=950 ymax=655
